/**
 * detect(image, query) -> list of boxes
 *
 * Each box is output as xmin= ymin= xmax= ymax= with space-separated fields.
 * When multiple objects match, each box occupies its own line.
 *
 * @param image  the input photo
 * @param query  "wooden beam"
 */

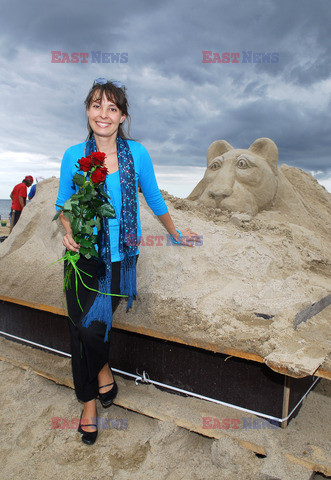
xmin=313 ymin=367 xmax=331 ymax=381
xmin=281 ymin=376 xmax=291 ymax=428
xmin=0 ymin=294 xmax=67 ymax=316
xmin=285 ymin=453 xmax=331 ymax=477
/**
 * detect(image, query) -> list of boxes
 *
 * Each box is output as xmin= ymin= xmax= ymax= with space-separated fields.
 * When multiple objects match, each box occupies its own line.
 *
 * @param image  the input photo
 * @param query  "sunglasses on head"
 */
xmin=93 ymin=77 xmax=125 ymax=89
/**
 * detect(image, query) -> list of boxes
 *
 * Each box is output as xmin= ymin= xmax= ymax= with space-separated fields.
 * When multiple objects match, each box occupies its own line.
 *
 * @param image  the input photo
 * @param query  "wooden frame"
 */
xmin=0 ymin=295 xmax=323 ymax=426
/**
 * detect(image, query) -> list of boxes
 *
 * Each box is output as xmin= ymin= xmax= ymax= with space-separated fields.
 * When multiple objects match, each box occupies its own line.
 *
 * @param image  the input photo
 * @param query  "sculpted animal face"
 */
xmin=188 ymin=138 xmax=279 ymax=215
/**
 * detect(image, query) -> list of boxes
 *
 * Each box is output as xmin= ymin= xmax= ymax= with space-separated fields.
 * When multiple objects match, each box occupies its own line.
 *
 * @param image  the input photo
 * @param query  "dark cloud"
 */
xmin=286 ymin=51 xmax=331 ymax=86
xmin=0 ymin=0 xmax=330 ymax=197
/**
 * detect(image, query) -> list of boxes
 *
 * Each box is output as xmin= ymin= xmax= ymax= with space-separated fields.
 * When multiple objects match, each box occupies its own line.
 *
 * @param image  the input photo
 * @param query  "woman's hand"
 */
xmin=59 ymin=212 xmax=80 ymax=252
xmin=62 ymin=232 xmax=80 ymax=252
xmin=156 ymin=212 xmax=201 ymax=248
xmin=177 ymin=228 xmax=201 ymax=247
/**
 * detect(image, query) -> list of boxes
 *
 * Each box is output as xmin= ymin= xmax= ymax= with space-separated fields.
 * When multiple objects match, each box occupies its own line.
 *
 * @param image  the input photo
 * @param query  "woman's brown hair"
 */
xmin=84 ymin=81 xmax=132 ymax=140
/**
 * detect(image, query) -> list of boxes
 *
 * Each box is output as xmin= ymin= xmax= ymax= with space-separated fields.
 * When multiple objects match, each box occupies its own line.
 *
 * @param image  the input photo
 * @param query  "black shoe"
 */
xmin=98 ymin=379 xmax=118 ymax=408
xmin=78 ymin=412 xmax=98 ymax=445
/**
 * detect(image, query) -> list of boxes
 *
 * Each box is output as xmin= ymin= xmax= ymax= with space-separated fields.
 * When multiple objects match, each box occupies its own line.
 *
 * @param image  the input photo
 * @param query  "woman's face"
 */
xmin=86 ymin=91 xmax=126 ymax=140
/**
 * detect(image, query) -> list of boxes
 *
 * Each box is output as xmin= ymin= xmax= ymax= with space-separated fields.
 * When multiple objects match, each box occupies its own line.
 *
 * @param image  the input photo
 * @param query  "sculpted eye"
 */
xmin=236 ymin=158 xmax=249 ymax=169
xmin=209 ymin=160 xmax=222 ymax=171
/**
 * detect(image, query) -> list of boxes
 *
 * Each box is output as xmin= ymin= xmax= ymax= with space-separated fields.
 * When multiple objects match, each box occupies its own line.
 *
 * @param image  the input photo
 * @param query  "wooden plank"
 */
xmin=1 ymin=294 xmax=330 ymax=380
xmin=281 ymin=376 xmax=291 ymax=428
xmin=285 ymin=453 xmax=331 ymax=477
xmin=0 ymin=294 xmax=67 ymax=316
xmin=313 ymin=368 xmax=331 ymax=381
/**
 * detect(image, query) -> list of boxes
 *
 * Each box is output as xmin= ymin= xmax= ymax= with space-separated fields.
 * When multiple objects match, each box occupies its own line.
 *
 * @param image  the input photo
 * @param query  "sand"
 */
xmin=0 ymin=171 xmax=330 ymax=377
xmin=1 ymin=343 xmax=330 ymax=480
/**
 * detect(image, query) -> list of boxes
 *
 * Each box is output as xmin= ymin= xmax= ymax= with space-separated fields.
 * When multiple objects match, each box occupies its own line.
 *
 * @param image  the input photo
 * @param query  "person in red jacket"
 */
xmin=9 ymin=175 xmax=33 ymax=233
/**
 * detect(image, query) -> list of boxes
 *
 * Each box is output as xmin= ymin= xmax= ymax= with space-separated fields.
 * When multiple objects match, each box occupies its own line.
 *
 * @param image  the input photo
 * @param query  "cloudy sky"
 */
xmin=0 ymin=0 xmax=330 ymax=199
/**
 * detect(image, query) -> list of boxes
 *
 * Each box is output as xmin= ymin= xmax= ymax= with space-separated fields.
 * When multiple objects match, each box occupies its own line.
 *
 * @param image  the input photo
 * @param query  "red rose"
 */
xmin=91 ymin=152 xmax=106 ymax=166
xmin=78 ymin=156 xmax=93 ymax=172
xmin=91 ymin=166 xmax=108 ymax=184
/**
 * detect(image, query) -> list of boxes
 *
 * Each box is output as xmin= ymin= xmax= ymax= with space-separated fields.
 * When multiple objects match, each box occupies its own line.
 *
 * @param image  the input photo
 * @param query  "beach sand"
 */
xmin=0 ymin=348 xmax=330 ymax=480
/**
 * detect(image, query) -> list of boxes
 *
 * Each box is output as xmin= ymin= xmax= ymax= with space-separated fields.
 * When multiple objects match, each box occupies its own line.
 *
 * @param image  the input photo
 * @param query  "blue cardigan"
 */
xmin=56 ymin=139 xmax=168 ymax=261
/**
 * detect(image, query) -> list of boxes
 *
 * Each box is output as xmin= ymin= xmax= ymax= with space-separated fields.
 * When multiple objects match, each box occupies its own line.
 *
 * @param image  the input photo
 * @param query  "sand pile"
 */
xmin=0 ymin=178 xmax=64 ymax=306
xmin=0 ymin=170 xmax=330 ymax=377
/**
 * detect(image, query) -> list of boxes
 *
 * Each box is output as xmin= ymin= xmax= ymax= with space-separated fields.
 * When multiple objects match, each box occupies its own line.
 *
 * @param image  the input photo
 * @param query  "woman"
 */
xmin=56 ymin=78 xmax=198 ymax=445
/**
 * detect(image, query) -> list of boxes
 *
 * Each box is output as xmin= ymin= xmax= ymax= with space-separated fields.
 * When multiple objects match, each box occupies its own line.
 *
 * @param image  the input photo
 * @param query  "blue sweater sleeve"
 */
xmin=129 ymin=141 xmax=168 ymax=216
xmin=56 ymin=143 xmax=85 ymax=211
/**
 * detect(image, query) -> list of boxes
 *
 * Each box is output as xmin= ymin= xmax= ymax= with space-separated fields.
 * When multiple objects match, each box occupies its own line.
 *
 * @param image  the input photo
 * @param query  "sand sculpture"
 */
xmin=0 ymin=152 xmax=330 ymax=377
xmin=187 ymin=137 xmax=331 ymax=236
xmin=188 ymin=138 xmax=279 ymax=215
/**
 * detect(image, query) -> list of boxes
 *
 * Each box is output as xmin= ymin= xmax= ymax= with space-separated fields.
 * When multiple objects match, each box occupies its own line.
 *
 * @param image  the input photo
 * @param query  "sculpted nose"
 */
xmin=208 ymin=159 xmax=235 ymax=201
xmin=208 ymin=161 xmax=235 ymax=199
xmin=209 ymin=186 xmax=233 ymax=199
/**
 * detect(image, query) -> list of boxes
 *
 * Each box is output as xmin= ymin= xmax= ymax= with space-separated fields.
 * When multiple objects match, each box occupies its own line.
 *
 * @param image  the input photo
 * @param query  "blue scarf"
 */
xmin=82 ymin=134 xmax=137 ymax=341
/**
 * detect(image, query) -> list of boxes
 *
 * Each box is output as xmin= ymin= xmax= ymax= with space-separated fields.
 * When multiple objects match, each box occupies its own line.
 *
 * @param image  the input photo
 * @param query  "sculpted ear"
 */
xmin=188 ymin=140 xmax=233 ymax=200
xmin=187 ymin=178 xmax=206 ymax=200
xmin=249 ymin=138 xmax=278 ymax=175
xmin=207 ymin=140 xmax=233 ymax=166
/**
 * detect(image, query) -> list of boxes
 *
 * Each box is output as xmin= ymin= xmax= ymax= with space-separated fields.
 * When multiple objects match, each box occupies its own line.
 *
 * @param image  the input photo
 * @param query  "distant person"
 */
xmin=28 ymin=176 xmax=45 ymax=200
xmin=9 ymin=175 xmax=33 ymax=233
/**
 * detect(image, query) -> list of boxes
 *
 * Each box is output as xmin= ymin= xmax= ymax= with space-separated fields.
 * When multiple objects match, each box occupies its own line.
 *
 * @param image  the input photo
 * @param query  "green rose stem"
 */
xmin=49 ymin=250 xmax=127 ymax=316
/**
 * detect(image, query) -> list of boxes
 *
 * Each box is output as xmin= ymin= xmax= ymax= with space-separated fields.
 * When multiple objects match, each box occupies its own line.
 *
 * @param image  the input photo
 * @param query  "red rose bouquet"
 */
xmin=53 ymin=152 xmax=119 ymax=310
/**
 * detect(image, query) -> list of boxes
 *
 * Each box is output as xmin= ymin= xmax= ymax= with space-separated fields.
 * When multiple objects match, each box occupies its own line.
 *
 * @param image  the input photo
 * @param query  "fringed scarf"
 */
xmin=81 ymin=133 xmax=137 ymax=341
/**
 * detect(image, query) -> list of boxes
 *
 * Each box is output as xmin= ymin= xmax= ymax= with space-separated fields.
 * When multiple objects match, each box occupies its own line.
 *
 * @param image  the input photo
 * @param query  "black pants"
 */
xmin=10 ymin=209 xmax=21 ymax=229
xmin=65 ymin=256 xmax=122 ymax=402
